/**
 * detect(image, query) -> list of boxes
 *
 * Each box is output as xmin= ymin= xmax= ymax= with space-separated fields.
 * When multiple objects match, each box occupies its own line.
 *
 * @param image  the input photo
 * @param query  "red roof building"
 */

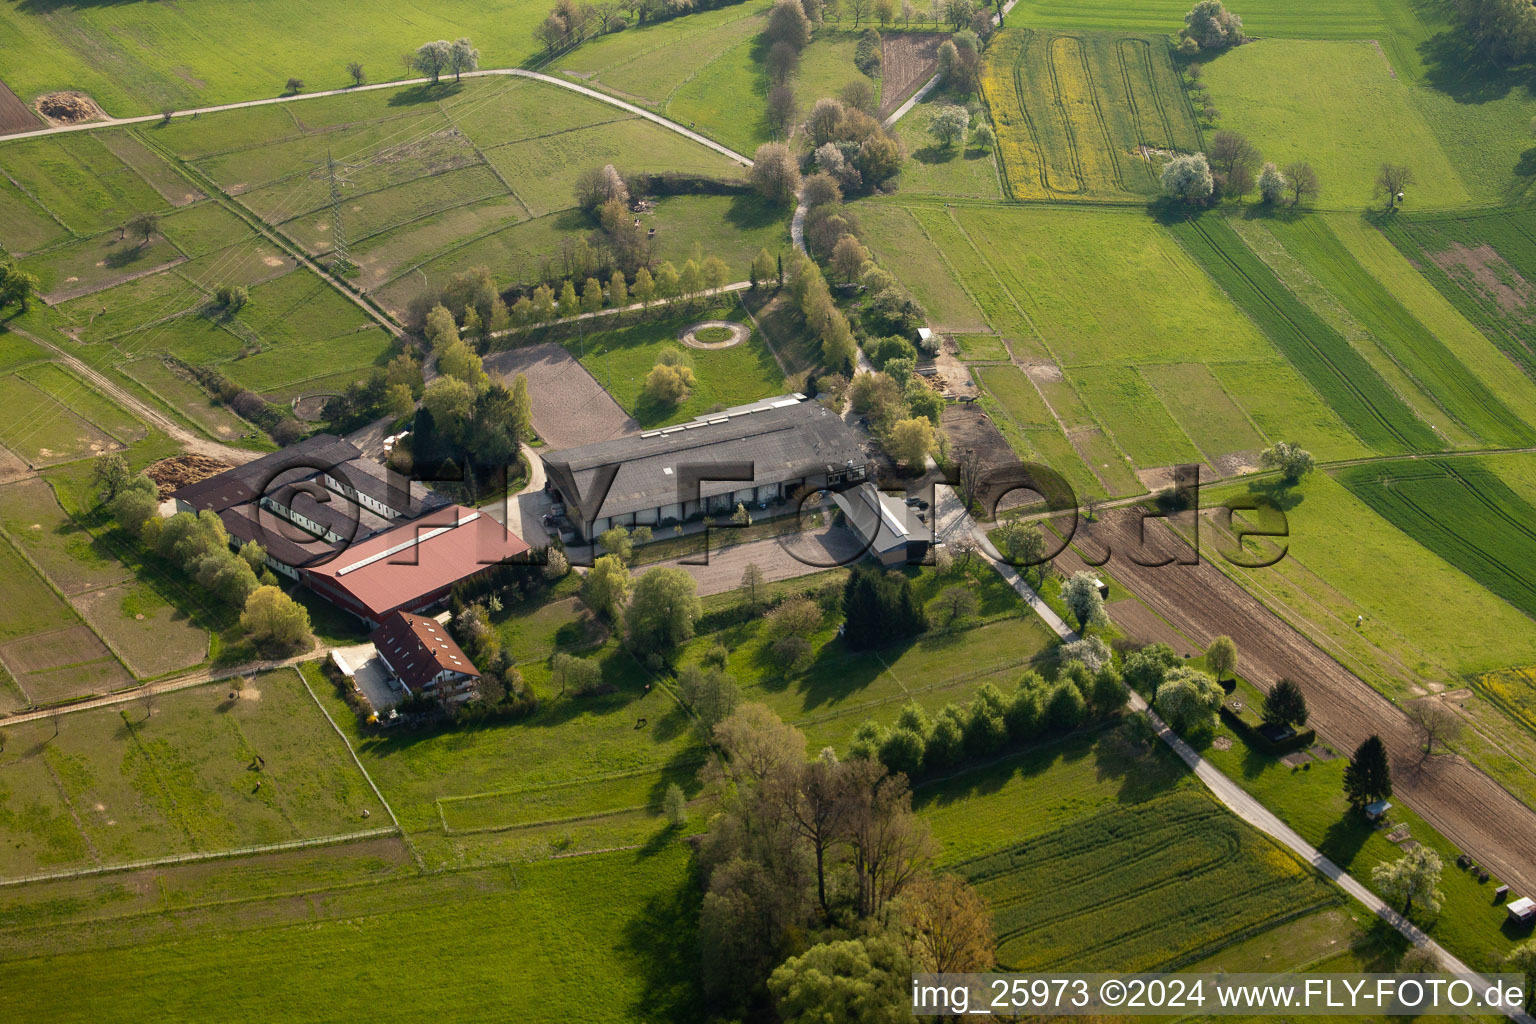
xmin=369 ymin=611 xmax=480 ymax=701
xmin=303 ymin=504 xmax=529 ymax=626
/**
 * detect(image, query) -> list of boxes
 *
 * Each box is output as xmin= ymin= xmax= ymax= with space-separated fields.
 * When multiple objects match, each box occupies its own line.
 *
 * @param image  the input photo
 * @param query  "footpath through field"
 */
xmin=931 ymin=486 xmax=1534 ymax=1022
xmin=0 ymin=68 xmax=753 ymax=166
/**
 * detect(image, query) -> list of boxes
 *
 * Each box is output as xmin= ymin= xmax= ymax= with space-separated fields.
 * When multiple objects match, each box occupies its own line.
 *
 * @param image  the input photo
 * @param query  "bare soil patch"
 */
xmin=1023 ymin=360 xmax=1064 ymax=383
xmin=1102 ymin=597 xmax=1197 ymax=656
xmin=482 ymin=341 xmax=637 ymax=450
xmin=0 ymin=625 xmax=130 ymax=703
xmin=1430 ymin=242 xmax=1536 ymax=317
xmin=294 ymin=394 xmax=337 ymax=422
xmin=145 ymin=454 xmax=231 ymax=500
xmin=940 ymin=401 xmax=1013 ymax=471
xmin=1057 ymin=507 xmax=1536 ymax=897
xmin=34 ymin=91 xmax=106 ymax=127
xmin=879 ymin=33 xmax=943 ymax=119
xmin=0 ymin=76 xmax=38 ymax=135
xmin=931 ymin=349 xmax=978 ymax=397
xmin=1135 ymin=464 xmax=1214 ymax=493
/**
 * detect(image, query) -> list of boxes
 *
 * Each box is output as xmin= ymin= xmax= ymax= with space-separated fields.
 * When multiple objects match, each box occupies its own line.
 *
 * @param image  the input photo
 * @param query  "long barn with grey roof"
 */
xmin=540 ymin=395 xmax=868 ymax=540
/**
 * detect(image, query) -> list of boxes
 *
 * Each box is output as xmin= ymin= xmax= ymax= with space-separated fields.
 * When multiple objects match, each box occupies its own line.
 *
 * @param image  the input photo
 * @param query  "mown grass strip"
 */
xmin=1169 ymin=214 xmax=1440 ymax=455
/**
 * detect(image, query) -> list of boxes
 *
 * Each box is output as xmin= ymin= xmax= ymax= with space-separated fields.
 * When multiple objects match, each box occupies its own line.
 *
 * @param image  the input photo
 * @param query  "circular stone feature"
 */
xmin=680 ymin=320 xmax=748 ymax=349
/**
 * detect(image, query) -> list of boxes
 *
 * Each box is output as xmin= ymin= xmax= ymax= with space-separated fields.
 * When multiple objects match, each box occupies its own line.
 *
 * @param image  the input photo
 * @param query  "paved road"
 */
xmin=935 ymin=485 xmax=1529 ymax=1017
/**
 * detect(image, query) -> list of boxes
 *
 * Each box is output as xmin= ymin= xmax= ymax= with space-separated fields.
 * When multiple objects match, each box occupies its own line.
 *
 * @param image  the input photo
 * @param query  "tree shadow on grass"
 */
xmin=1316 ymin=811 xmax=1372 ymax=869
xmin=723 ymin=193 xmax=783 ymax=233
xmin=620 ymin=857 xmax=705 ymax=1023
xmin=388 ymin=82 xmax=463 ymax=107
xmin=102 ymin=241 xmax=154 ymax=270
xmin=911 ymin=144 xmax=962 ymax=165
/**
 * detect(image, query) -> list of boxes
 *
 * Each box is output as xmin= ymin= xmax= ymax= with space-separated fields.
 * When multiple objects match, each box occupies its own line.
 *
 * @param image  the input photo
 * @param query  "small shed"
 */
xmin=1508 ymin=897 xmax=1536 ymax=925
xmin=1364 ymin=799 xmax=1392 ymax=822
xmin=917 ymin=327 xmax=933 ymax=346
xmin=832 ymin=482 xmax=929 ymax=567
xmin=1091 ymin=577 xmax=1109 ymax=599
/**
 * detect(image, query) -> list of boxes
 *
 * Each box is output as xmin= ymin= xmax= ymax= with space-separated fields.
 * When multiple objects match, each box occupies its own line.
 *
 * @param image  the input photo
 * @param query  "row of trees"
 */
xmin=98 ymin=462 xmax=312 ymax=655
xmin=698 ymin=703 xmax=994 ymax=1019
xmin=850 ymin=664 xmax=1129 ymax=778
xmin=1161 ymin=139 xmax=1320 ymax=208
xmin=538 ymin=0 xmax=746 ymax=51
xmin=936 ymin=29 xmax=985 ymax=95
xmin=408 ymin=38 xmax=479 ymax=84
xmin=927 ymin=103 xmax=993 ymax=151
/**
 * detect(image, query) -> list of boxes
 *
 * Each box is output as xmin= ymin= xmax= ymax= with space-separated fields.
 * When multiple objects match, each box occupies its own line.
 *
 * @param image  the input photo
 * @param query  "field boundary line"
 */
xmin=0 ymin=826 xmax=398 ymax=889
xmin=296 ymin=668 xmax=420 ymax=867
xmin=0 ymin=523 xmax=136 ymax=682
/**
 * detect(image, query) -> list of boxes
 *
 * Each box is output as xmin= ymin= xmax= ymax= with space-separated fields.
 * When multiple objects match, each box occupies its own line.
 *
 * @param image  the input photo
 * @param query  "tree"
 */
xmin=750 ymin=142 xmax=801 ymax=204
xmin=807 ymin=97 xmax=846 ymax=148
xmin=886 ymin=416 xmax=936 ymax=471
xmin=769 ymin=936 xmax=911 ymax=1024
xmin=767 ymin=39 xmax=801 ymax=84
xmin=580 ymin=276 xmax=604 ymax=314
xmin=900 ymin=872 xmax=996 ymax=972
xmin=1376 ymin=163 xmax=1414 ymax=210
xmin=713 ymin=703 xmax=807 ymax=786
xmin=107 ymin=475 xmax=159 ymax=536
xmin=509 ymin=373 xmax=533 ymax=442
xmin=552 ymin=651 xmax=603 ymax=695
xmin=766 ymin=83 xmax=799 ymax=137
xmin=928 ymin=104 xmax=969 ymax=149
xmin=841 ymin=760 xmax=935 ymax=917
xmin=1261 ymin=677 xmax=1309 ymax=728
xmin=1161 ymin=152 xmax=1214 ymax=205
xmin=1155 ymin=666 xmax=1223 ymax=733
xmin=1260 ymin=440 xmax=1315 ymax=483
xmin=582 ymin=553 xmax=631 ymax=619
xmin=751 ymin=248 xmax=776 ymax=291
xmin=1282 ymin=161 xmax=1319 ymax=206
xmin=830 ymin=234 xmax=869 ymax=284
xmin=768 ymin=0 xmax=814 ymax=47
xmin=285 ymin=77 xmax=304 ymax=95
xmin=1372 ymin=845 xmax=1443 ymax=919
xmin=1406 ymin=701 xmax=1461 ymax=761
xmin=0 ymin=261 xmax=41 ymax=313
xmin=934 ymin=585 xmax=979 ymax=629
xmin=937 ymin=39 xmax=959 ymax=82
xmin=662 ymin=783 xmax=688 ymax=826
xmin=215 ymin=283 xmax=249 ymax=311
xmin=847 ymin=0 xmax=872 ymax=25
xmin=1180 ymin=0 xmax=1244 ymax=50
xmin=412 ymin=40 xmax=452 ymax=83
xmin=598 ymin=525 xmax=634 ymax=563
xmin=678 ymin=663 xmax=741 ymax=728
xmin=1208 ymin=130 xmax=1259 ymax=197
xmin=347 ymin=61 xmax=366 ymax=86
xmin=643 ymin=362 xmax=697 ymax=405
xmin=1506 ymin=942 xmax=1536 ymax=1010
xmin=558 ymin=279 xmax=579 ymax=318
xmin=1059 ymin=635 xmax=1112 ymax=673
xmin=91 ymin=453 xmax=132 ymax=503
xmin=1257 ymin=161 xmax=1286 ymax=204
xmin=240 ymin=586 xmax=312 ymax=654
xmin=971 ymin=121 xmax=995 ymax=150
xmin=625 ymin=566 xmax=702 ymax=654
xmin=1061 ymin=571 xmax=1104 ymax=634
xmin=997 ymin=519 xmax=1048 ymax=579
xmin=1205 ymin=635 xmax=1238 ymax=682
xmin=127 ymin=211 xmax=160 ymax=244
xmin=1343 ymin=734 xmax=1392 ymax=810
xmin=449 ymin=38 xmax=479 ymax=82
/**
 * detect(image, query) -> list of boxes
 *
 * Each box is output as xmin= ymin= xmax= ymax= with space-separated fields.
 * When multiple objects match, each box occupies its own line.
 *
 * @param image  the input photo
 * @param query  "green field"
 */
xmin=0 ymin=843 xmax=698 ymax=1024
xmin=1200 ymin=39 xmax=1472 ymax=209
xmin=0 ymin=0 xmax=552 ymax=116
xmin=1337 ymin=459 xmax=1536 ymax=621
xmin=1206 ymin=471 xmax=1536 ymax=690
xmin=557 ymin=300 xmax=785 ymax=427
xmin=983 ymin=28 xmax=1201 ymax=201
xmin=1377 ymin=208 xmax=1536 ymax=383
xmin=1170 ymin=214 xmax=1442 ymax=455
xmin=961 ymin=788 xmax=1337 ymax=971
xmin=891 ymin=88 xmax=1004 ymax=199
xmin=0 ymin=670 xmax=383 ymax=877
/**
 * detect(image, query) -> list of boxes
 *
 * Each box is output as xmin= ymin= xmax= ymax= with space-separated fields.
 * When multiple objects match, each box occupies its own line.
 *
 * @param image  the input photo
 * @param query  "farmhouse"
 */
xmin=172 ymin=437 xmax=527 ymax=624
xmin=370 ymin=610 xmax=481 ymax=703
xmin=832 ymin=482 xmax=930 ymax=567
xmin=540 ymin=394 xmax=868 ymax=541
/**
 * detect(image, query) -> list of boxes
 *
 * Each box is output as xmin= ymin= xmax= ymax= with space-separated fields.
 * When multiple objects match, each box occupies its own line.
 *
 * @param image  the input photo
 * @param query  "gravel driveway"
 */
xmin=483 ymin=342 xmax=638 ymax=450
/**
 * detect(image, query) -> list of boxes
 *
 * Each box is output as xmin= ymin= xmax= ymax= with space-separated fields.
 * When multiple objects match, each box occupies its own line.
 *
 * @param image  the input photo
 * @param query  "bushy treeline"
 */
xmin=177 ymin=359 xmax=304 ymax=445
xmin=536 ymin=0 xmax=749 ymax=52
xmin=847 ymin=663 xmax=1129 ymax=778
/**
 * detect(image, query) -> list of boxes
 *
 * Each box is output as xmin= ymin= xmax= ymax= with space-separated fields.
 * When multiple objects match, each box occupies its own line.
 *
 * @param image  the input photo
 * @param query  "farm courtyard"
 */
xmin=2 ymin=0 xmax=1536 ymax=1020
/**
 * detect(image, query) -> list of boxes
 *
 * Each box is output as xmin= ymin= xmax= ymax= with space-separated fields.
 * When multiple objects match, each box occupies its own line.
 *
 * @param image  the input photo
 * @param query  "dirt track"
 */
xmin=0 ymin=77 xmax=38 ymax=135
xmin=1061 ymin=507 xmax=1536 ymax=898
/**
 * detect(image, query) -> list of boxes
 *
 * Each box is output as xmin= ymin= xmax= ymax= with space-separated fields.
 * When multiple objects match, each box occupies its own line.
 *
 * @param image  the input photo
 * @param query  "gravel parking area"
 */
xmin=655 ymin=526 xmax=869 ymax=596
xmin=483 ymin=342 xmax=637 ymax=450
